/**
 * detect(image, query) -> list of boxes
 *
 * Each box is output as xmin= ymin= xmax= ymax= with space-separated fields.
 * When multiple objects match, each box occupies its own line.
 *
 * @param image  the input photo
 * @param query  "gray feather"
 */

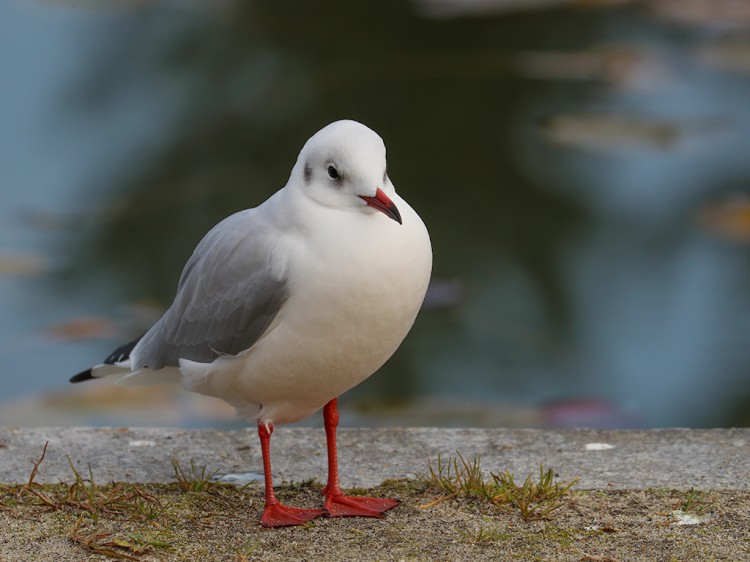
xmin=133 ymin=208 xmax=288 ymax=369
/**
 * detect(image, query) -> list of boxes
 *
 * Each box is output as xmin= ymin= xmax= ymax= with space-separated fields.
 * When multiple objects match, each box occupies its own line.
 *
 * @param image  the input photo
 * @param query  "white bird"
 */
xmin=71 ymin=120 xmax=433 ymax=527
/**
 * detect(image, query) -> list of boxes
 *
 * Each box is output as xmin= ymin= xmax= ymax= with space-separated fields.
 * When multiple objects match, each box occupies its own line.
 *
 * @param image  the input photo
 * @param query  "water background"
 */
xmin=2 ymin=1 xmax=750 ymax=428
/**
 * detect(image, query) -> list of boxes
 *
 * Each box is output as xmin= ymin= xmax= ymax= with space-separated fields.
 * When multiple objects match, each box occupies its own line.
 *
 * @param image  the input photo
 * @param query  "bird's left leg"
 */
xmin=257 ymin=422 xmax=324 ymax=527
xmin=322 ymin=398 xmax=400 ymax=518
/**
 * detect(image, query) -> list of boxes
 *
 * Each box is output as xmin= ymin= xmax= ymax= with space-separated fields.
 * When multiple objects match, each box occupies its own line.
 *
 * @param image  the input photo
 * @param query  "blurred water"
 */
xmin=2 ymin=1 xmax=750 ymax=428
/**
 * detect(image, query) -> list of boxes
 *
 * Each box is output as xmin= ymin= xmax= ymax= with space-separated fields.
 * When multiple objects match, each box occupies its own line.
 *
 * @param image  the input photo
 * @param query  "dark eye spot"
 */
xmin=327 ymin=165 xmax=339 ymax=180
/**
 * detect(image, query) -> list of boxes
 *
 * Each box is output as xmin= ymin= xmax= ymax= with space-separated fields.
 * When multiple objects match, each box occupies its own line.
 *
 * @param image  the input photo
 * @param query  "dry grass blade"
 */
xmin=67 ymin=517 xmax=141 ymax=561
xmin=25 ymin=486 xmax=58 ymax=510
xmin=26 ymin=441 xmax=48 ymax=488
xmin=126 ymin=533 xmax=171 ymax=551
xmin=62 ymin=459 xmax=165 ymax=522
xmin=418 ymin=492 xmax=458 ymax=509
xmin=125 ymin=487 xmax=167 ymax=522
xmin=21 ymin=442 xmax=58 ymax=510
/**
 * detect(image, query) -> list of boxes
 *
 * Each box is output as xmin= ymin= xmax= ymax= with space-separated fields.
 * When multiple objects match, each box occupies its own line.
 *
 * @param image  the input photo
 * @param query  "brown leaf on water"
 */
xmin=697 ymin=198 xmax=750 ymax=242
xmin=538 ymin=112 xmax=727 ymax=152
xmin=696 ymin=36 xmax=750 ymax=75
xmin=0 ymin=252 xmax=47 ymax=277
xmin=649 ymin=0 xmax=750 ymax=30
xmin=44 ymin=316 xmax=117 ymax=341
xmin=515 ymin=45 xmax=672 ymax=91
xmin=416 ymin=0 xmax=635 ymax=19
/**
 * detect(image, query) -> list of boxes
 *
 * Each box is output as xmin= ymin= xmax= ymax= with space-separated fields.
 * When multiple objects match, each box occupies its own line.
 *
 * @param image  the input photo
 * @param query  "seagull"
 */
xmin=70 ymin=120 xmax=433 ymax=527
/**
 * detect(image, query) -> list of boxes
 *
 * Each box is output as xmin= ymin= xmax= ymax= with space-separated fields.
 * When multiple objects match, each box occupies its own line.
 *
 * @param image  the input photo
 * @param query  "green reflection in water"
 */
xmin=64 ymin=1 xmax=750 ymax=427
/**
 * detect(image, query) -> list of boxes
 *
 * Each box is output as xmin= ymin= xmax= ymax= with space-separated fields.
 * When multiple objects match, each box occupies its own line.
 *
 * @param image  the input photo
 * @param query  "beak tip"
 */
xmin=360 ymin=188 xmax=403 ymax=224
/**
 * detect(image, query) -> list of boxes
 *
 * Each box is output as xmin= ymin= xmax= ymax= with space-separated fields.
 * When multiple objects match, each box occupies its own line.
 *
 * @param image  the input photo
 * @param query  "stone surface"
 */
xmin=0 ymin=427 xmax=747 ymax=489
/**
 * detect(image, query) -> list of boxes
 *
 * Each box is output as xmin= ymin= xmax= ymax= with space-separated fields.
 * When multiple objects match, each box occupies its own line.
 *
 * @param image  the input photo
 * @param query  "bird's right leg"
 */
xmin=321 ymin=398 xmax=400 ymax=517
xmin=257 ymin=422 xmax=324 ymax=527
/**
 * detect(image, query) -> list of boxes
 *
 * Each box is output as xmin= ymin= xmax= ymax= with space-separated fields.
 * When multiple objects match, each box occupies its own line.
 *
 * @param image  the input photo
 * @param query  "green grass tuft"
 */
xmin=678 ymin=488 xmax=707 ymax=513
xmin=420 ymin=452 xmax=497 ymax=501
xmin=420 ymin=453 xmax=578 ymax=521
xmin=171 ymin=458 xmax=220 ymax=493
xmin=458 ymin=523 xmax=512 ymax=544
xmin=492 ymin=465 xmax=578 ymax=521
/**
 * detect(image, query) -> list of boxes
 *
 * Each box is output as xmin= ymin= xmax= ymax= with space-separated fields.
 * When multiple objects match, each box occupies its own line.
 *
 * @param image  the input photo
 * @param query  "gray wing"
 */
xmin=132 ymin=208 xmax=288 ymax=370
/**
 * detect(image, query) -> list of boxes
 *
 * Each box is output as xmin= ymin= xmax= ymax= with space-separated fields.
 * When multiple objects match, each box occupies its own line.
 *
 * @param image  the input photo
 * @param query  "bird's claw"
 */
xmin=324 ymin=494 xmax=400 ymax=518
xmin=260 ymin=503 xmax=325 ymax=527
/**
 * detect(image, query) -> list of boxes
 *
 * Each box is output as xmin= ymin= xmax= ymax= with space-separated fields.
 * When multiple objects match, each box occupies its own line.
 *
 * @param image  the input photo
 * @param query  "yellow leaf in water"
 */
xmin=698 ymin=198 xmax=750 ymax=241
xmin=695 ymin=36 xmax=750 ymax=74
xmin=538 ymin=112 xmax=727 ymax=152
xmin=45 ymin=316 xmax=117 ymax=341
xmin=0 ymin=252 xmax=46 ymax=277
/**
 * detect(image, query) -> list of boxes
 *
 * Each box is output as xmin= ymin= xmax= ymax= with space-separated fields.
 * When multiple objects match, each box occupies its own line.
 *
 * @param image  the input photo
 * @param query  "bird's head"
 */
xmin=291 ymin=120 xmax=402 ymax=224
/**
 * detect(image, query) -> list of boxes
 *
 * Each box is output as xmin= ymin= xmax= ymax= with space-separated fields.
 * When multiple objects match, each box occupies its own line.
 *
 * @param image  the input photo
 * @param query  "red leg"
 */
xmin=257 ymin=422 xmax=324 ymax=527
xmin=322 ymin=398 xmax=400 ymax=518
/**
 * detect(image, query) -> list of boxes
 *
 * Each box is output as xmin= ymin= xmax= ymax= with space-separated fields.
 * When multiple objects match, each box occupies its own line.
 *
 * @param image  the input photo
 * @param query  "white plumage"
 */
xmin=73 ymin=119 xmax=432 ymax=527
xmin=80 ymin=119 xmax=432 ymax=426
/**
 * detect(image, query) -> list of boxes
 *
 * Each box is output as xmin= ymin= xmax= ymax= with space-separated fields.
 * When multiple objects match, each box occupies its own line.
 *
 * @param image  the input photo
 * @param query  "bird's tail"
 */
xmin=69 ymin=335 xmax=143 ymax=383
xmin=70 ymin=334 xmax=181 ymax=386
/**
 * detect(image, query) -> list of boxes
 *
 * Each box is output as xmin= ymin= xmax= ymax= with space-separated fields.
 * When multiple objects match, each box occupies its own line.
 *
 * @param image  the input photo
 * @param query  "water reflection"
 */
xmin=2 ymin=1 xmax=750 ymax=428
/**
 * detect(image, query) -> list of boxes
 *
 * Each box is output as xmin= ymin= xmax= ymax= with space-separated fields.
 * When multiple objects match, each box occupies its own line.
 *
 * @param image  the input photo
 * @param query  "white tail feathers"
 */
xmin=117 ymin=366 xmax=182 ymax=386
xmin=90 ymin=360 xmax=180 ymax=386
xmin=90 ymin=361 xmax=131 ymax=378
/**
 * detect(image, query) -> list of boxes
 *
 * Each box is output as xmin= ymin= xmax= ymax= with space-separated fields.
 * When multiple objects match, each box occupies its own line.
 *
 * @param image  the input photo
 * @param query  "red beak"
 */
xmin=360 ymin=188 xmax=402 ymax=224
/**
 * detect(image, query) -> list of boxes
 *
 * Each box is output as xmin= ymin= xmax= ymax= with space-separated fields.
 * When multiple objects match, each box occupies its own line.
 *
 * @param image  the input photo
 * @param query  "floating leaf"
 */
xmin=538 ymin=112 xmax=727 ymax=151
xmin=44 ymin=316 xmax=117 ymax=341
xmin=0 ymin=252 xmax=46 ymax=277
xmin=698 ymin=197 xmax=750 ymax=241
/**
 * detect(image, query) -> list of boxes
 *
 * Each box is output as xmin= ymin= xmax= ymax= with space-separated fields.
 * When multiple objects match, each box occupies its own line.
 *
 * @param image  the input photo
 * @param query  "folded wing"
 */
xmin=131 ymin=208 xmax=289 ymax=371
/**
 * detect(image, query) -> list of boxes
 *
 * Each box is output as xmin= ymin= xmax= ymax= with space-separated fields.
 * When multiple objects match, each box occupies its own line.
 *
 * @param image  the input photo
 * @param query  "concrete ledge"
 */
xmin=1 ymin=427 xmax=748 ymax=489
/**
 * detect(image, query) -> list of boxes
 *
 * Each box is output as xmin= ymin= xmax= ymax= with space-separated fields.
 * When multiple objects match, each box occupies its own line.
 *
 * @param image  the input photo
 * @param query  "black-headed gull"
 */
xmin=70 ymin=120 xmax=433 ymax=527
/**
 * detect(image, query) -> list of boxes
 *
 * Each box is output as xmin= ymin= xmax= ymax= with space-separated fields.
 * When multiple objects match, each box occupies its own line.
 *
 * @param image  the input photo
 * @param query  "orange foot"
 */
xmin=324 ymin=494 xmax=400 ymax=518
xmin=260 ymin=503 xmax=325 ymax=527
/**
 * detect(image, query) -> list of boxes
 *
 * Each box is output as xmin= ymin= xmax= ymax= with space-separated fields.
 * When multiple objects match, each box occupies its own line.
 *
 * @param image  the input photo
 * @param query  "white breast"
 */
xmin=181 ymin=194 xmax=432 ymax=425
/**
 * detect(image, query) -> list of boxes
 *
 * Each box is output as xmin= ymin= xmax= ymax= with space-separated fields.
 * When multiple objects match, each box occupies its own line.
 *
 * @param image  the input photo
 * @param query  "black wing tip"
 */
xmin=70 ymin=369 xmax=94 ymax=383
xmin=70 ymin=334 xmax=144 ymax=384
xmin=104 ymin=335 xmax=143 ymax=365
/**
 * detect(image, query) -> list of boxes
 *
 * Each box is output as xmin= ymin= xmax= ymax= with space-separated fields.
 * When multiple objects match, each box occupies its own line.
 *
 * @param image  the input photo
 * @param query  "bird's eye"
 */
xmin=327 ymin=166 xmax=339 ymax=180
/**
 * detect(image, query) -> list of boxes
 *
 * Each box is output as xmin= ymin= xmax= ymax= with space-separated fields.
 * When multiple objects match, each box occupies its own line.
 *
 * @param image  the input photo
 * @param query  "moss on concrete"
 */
xmin=2 ymin=474 xmax=749 ymax=561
